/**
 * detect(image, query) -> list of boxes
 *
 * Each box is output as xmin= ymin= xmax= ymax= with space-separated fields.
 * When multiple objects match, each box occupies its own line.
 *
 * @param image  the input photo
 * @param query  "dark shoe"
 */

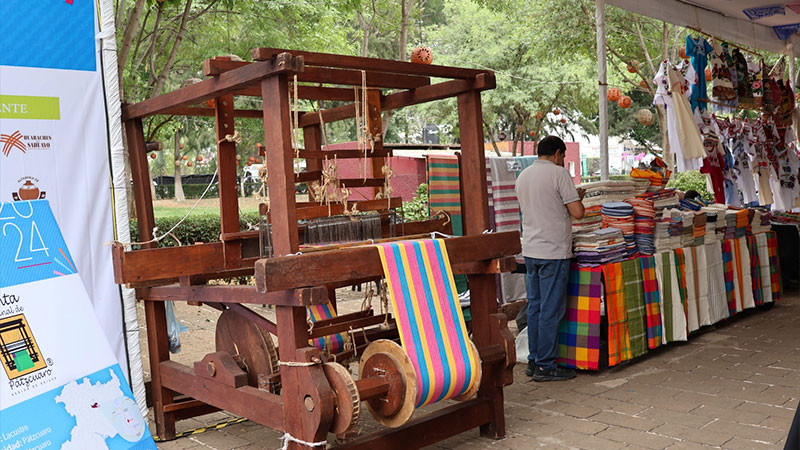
xmin=525 ymin=361 xmax=536 ymax=377
xmin=532 ymin=366 xmax=576 ymax=382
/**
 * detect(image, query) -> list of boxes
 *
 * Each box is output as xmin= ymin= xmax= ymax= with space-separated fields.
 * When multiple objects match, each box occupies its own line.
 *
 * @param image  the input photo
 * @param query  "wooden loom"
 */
xmin=112 ymin=49 xmax=520 ymax=449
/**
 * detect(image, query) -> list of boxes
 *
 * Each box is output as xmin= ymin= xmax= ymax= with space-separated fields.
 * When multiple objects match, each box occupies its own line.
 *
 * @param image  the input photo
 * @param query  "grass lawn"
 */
xmin=153 ymin=195 xmax=309 ymax=219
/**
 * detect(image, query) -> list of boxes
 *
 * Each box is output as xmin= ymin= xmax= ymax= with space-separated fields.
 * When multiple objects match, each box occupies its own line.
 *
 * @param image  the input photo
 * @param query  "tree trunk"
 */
xmin=151 ymin=0 xmax=193 ymax=98
xmin=174 ymin=129 xmax=186 ymax=202
xmin=482 ymin=119 xmax=502 ymax=157
xmin=117 ymin=0 xmax=146 ymax=91
xmin=381 ymin=0 xmax=411 ymax=137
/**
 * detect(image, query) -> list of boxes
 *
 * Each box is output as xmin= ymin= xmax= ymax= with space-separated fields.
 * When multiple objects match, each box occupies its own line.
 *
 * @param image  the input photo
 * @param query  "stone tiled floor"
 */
xmin=148 ymin=287 xmax=800 ymax=449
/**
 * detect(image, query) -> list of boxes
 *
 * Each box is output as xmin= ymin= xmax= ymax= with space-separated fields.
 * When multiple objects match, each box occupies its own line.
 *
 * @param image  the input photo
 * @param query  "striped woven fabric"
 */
xmin=427 ymin=155 xmax=463 ymax=235
xmin=485 ymin=158 xmax=495 ymax=230
xmin=692 ymin=246 xmax=711 ymax=327
xmin=767 ymin=231 xmax=782 ymax=301
xmin=721 ymin=239 xmax=737 ymax=317
xmin=756 ymin=233 xmax=774 ymax=303
xmin=673 ymin=249 xmax=690 ymax=330
xmin=733 ymin=237 xmax=755 ymax=310
xmin=704 ymin=241 xmax=729 ymax=324
xmin=488 ymin=158 xmax=522 ymax=231
xmin=375 ymin=239 xmax=478 ymax=407
xmin=557 ymin=265 xmax=602 ymax=370
xmin=639 ymin=256 xmax=663 ymax=349
xmin=747 ymin=235 xmax=764 ymax=306
xmin=681 ymin=247 xmax=699 ymax=332
xmin=602 ymin=262 xmax=631 ymax=366
xmin=621 ymin=259 xmax=647 ymax=358
xmin=654 ymin=251 xmax=688 ymax=343
xmin=307 ymin=302 xmax=348 ymax=353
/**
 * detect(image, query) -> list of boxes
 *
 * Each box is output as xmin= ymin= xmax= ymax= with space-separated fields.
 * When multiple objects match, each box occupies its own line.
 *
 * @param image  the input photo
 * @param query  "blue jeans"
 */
xmin=525 ymin=257 xmax=570 ymax=370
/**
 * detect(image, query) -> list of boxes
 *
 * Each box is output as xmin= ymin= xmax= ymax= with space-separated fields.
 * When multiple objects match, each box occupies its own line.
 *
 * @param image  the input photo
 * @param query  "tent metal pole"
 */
xmin=596 ymin=0 xmax=609 ymax=181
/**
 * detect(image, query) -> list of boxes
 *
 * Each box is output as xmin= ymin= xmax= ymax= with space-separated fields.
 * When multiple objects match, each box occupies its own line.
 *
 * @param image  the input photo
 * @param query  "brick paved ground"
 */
xmin=146 ymin=286 xmax=800 ymax=449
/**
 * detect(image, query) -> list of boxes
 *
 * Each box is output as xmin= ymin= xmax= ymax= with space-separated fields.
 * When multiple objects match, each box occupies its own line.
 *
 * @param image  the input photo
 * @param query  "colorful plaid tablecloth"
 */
xmin=721 ymin=239 xmax=737 ymax=317
xmin=639 ymin=256 xmax=662 ymax=349
xmin=621 ymin=259 xmax=647 ymax=358
xmin=557 ymin=265 xmax=602 ymax=370
xmin=602 ymin=262 xmax=632 ymax=366
xmin=767 ymin=231 xmax=782 ymax=301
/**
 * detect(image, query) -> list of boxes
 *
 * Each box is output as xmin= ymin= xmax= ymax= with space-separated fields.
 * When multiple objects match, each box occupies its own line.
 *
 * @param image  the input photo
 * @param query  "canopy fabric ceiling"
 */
xmin=608 ymin=0 xmax=800 ymax=57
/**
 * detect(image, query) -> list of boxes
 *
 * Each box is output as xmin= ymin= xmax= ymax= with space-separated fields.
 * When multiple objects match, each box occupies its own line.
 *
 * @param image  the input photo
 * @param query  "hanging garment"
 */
xmin=654 ymin=250 xmax=688 ymax=343
xmin=709 ymin=38 xmax=737 ymax=101
xmin=733 ymin=49 xmax=755 ymax=107
xmin=653 ymin=62 xmax=706 ymax=171
xmin=686 ymin=35 xmax=713 ymax=111
xmin=731 ymin=129 xmax=759 ymax=204
xmin=699 ymin=128 xmax=726 ymax=203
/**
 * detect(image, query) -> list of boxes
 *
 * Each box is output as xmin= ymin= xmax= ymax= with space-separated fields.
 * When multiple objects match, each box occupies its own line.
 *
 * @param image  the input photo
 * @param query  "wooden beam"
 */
xmin=308 ymin=315 xmax=391 ymax=339
xmin=125 ymin=119 xmax=157 ymax=249
xmin=252 ymin=47 xmax=489 ymax=80
xmin=298 ymin=74 xmax=495 ymax=127
xmin=123 ymin=53 xmax=302 ymax=120
xmin=254 ymin=231 xmax=521 ymax=292
xmin=137 ymin=285 xmax=328 ymax=306
xmin=203 ymin=57 xmax=429 ymax=90
xmin=113 ymin=243 xmax=227 ymax=285
xmin=294 ymin=171 xmax=322 ymax=183
xmin=156 ymin=106 xmax=263 ymax=119
xmin=336 ymin=399 xmax=491 ymax=450
xmin=231 ymin=84 xmax=358 ymax=102
xmin=160 ymin=362 xmax=284 ymax=431
xmin=339 ymin=178 xmax=386 ymax=188
xmin=215 ymin=95 xmax=242 ymax=269
xmin=298 ymin=148 xmax=391 ymax=159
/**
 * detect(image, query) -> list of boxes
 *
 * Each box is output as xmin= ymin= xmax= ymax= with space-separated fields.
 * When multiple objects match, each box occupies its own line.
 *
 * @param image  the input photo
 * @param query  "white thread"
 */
xmin=482 ymin=229 xmax=495 ymax=234
xmin=279 ymin=432 xmax=327 ymax=450
xmin=278 ymin=360 xmax=318 ymax=367
xmin=217 ymin=130 xmax=242 ymax=144
xmin=430 ymin=231 xmax=455 ymax=239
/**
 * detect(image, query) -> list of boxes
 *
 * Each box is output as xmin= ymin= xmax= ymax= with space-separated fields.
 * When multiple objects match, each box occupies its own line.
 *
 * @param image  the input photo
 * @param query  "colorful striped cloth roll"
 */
xmin=692 ymin=246 xmax=711 ymax=327
xmin=557 ymin=265 xmax=602 ymax=370
xmin=704 ymin=241 xmax=729 ymax=324
xmin=639 ymin=256 xmax=663 ymax=349
xmin=673 ymin=248 xmax=690 ymax=335
xmin=766 ymin=231 xmax=782 ymax=301
xmin=732 ymin=237 xmax=755 ymax=310
xmin=307 ymin=302 xmax=349 ymax=353
xmin=755 ymin=233 xmax=773 ymax=304
xmin=654 ymin=250 xmax=687 ymax=343
xmin=602 ymin=262 xmax=632 ymax=366
xmin=747 ymin=235 xmax=764 ymax=306
xmin=681 ymin=247 xmax=700 ymax=333
xmin=375 ymin=239 xmax=479 ymax=407
xmin=427 ymin=156 xmax=463 ymax=235
xmin=621 ymin=259 xmax=647 ymax=359
xmin=721 ymin=239 xmax=737 ymax=317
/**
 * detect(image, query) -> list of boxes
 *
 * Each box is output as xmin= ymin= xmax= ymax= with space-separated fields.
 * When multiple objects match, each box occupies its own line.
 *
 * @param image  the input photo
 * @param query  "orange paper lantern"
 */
xmin=553 ymin=108 xmax=561 ymax=116
xmin=182 ymin=155 xmax=189 ymax=160
xmin=529 ymin=130 xmax=537 ymax=137
xmin=256 ymin=143 xmax=263 ymax=148
xmin=607 ymin=87 xmax=621 ymax=102
xmin=150 ymin=153 xmax=157 ymax=159
xmin=205 ymin=99 xmax=215 ymax=108
xmin=179 ymin=143 xmax=184 ymax=150
xmin=639 ymin=80 xmax=648 ymax=88
xmin=618 ymin=95 xmax=633 ymax=109
xmin=197 ymin=155 xmax=203 ymax=162
xmin=255 ymin=158 xmax=261 ymax=164
xmin=678 ymin=48 xmax=687 ymax=59
xmin=560 ymin=118 xmax=567 ymax=124
xmin=535 ymin=111 xmax=544 ymax=119
xmin=627 ymin=61 xmax=639 ymax=73
xmin=187 ymin=161 xmax=193 ymax=167
xmin=410 ymin=46 xmax=433 ymax=64
xmin=705 ymin=68 xmax=712 ymax=82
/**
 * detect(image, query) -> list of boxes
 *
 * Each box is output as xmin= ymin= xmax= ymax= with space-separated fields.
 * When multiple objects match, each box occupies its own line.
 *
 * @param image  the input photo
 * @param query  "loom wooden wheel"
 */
xmin=453 ymin=339 xmax=482 ymax=402
xmin=322 ymin=362 xmax=360 ymax=434
xmin=215 ymin=310 xmax=279 ymax=388
xmin=359 ymin=339 xmax=417 ymax=428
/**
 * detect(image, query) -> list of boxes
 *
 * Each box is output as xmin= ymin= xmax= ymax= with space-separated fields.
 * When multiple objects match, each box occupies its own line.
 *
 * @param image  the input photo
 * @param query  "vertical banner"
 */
xmin=0 ymin=0 xmax=142 ymax=412
xmin=0 ymin=200 xmax=156 ymax=449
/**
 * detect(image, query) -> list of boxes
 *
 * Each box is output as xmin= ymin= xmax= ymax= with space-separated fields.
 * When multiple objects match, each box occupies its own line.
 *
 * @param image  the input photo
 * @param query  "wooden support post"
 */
xmin=215 ymin=95 xmax=242 ymax=268
xmin=456 ymin=89 xmax=505 ymax=439
xmin=303 ymin=125 xmax=323 ymax=201
xmin=261 ymin=73 xmax=334 ymax=449
xmin=126 ymin=118 xmax=176 ymax=439
xmin=366 ymin=89 xmax=386 ymax=199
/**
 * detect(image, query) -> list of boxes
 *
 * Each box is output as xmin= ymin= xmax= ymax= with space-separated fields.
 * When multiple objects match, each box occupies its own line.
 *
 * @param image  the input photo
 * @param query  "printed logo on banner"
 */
xmin=0 ymin=131 xmax=53 ymax=157
xmin=12 ymin=177 xmax=47 ymax=201
xmin=0 ymin=313 xmax=47 ymax=381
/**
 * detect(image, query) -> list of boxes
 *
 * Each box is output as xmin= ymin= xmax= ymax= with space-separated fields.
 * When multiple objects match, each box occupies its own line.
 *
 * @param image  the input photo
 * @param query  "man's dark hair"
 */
xmin=684 ymin=189 xmax=701 ymax=200
xmin=538 ymin=135 xmax=567 ymax=156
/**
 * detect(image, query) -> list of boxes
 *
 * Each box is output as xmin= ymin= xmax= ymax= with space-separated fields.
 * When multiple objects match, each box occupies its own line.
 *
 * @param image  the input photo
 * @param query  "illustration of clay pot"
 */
xmin=18 ymin=180 xmax=39 ymax=200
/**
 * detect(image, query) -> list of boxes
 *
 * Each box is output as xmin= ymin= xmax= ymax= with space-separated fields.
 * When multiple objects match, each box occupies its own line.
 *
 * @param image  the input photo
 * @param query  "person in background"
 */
xmin=516 ymin=135 xmax=585 ymax=382
xmin=683 ymin=189 xmax=701 ymax=200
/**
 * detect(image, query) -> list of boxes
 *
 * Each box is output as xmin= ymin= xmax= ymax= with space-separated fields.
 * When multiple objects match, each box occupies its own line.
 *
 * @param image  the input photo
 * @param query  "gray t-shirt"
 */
xmin=515 ymin=159 xmax=579 ymax=260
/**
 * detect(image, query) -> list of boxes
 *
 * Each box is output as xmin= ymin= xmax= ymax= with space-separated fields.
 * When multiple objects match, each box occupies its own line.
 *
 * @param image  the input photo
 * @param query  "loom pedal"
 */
xmin=193 ymin=352 xmax=247 ymax=388
xmin=322 ymin=362 xmax=361 ymax=435
xmin=215 ymin=310 xmax=279 ymax=388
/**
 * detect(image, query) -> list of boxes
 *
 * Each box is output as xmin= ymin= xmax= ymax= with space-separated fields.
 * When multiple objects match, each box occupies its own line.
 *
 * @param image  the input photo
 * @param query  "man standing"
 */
xmin=516 ymin=136 xmax=585 ymax=382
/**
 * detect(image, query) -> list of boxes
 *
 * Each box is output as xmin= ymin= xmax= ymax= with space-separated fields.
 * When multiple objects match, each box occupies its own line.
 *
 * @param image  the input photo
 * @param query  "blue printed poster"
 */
xmin=0 ymin=200 xmax=155 ymax=450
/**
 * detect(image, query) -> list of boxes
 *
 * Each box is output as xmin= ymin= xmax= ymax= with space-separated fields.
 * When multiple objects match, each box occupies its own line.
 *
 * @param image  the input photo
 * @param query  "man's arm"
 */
xmin=566 ymin=187 xmax=585 ymax=219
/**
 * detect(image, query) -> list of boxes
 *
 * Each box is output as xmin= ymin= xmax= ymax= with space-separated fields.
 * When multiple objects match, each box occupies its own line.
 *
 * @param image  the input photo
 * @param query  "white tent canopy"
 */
xmin=595 ymin=0 xmax=800 ymax=179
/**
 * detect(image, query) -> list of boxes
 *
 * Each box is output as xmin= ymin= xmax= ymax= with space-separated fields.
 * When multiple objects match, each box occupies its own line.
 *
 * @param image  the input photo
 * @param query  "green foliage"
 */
xmin=667 ymin=170 xmax=712 ymax=201
xmin=400 ymin=183 xmax=429 ymax=221
xmin=129 ymin=212 xmax=261 ymax=249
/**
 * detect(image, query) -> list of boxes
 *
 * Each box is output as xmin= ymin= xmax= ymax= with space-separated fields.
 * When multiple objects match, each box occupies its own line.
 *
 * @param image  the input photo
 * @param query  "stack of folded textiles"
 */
xmin=572 ymin=205 xmax=603 ymax=233
xmin=680 ymin=211 xmax=695 ymax=247
xmin=663 ymin=208 xmax=683 ymax=249
xmin=632 ymin=178 xmax=651 ymax=195
xmin=725 ymin=211 xmax=738 ymax=240
xmin=626 ymin=196 xmax=655 ymax=255
xmin=701 ymin=204 xmax=727 ymax=241
xmin=679 ymin=197 xmax=705 ymax=211
xmin=703 ymin=211 xmax=717 ymax=244
xmin=692 ymin=212 xmax=706 ymax=247
xmin=572 ymin=228 xmax=626 ymax=266
xmin=734 ymin=209 xmax=748 ymax=238
xmin=579 ymin=180 xmax=637 ymax=208
xmin=654 ymin=218 xmax=672 ymax=253
xmin=751 ymin=209 xmax=772 ymax=234
xmin=771 ymin=211 xmax=800 ymax=225
xmin=652 ymin=189 xmax=678 ymax=219
xmin=602 ymin=201 xmax=637 ymax=258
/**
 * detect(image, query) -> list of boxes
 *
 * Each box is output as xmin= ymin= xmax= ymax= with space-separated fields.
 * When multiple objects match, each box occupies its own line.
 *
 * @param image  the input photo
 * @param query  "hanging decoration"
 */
xmin=197 ymin=156 xmax=204 ymax=162
xmin=410 ymin=46 xmax=433 ymax=64
xmin=187 ymin=161 xmax=193 ymax=167
xmin=535 ymin=111 xmax=544 ymax=119
xmin=773 ymin=23 xmax=800 ymax=40
xmin=639 ymin=80 xmax=648 ymax=89
xmin=636 ymin=109 xmax=654 ymax=127
xmin=150 ymin=153 xmax=157 ymax=159
xmin=553 ymin=108 xmax=561 ymax=115
xmin=742 ymin=5 xmax=785 ymax=21
xmin=560 ymin=118 xmax=567 ymax=124
xmin=182 ymin=155 xmax=189 ymax=161
xmin=627 ymin=60 xmax=639 ymax=73
xmin=678 ymin=48 xmax=687 ymax=59
xmin=179 ymin=143 xmax=184 ymax=150
xmin=607 ymin=87 xmax=621 ymax=102
xmin=528 ymin=130 xmax=537 ymax=137
xmin=618 ymin=96 xmax=633 ymax=109
xmin=704 ymin=68 xmax=712 ymax=82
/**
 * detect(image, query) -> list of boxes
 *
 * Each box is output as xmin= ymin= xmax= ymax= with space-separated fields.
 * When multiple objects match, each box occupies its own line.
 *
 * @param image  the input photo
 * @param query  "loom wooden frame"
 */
xmin=114 ymin=48 xmax=519 ymax=449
